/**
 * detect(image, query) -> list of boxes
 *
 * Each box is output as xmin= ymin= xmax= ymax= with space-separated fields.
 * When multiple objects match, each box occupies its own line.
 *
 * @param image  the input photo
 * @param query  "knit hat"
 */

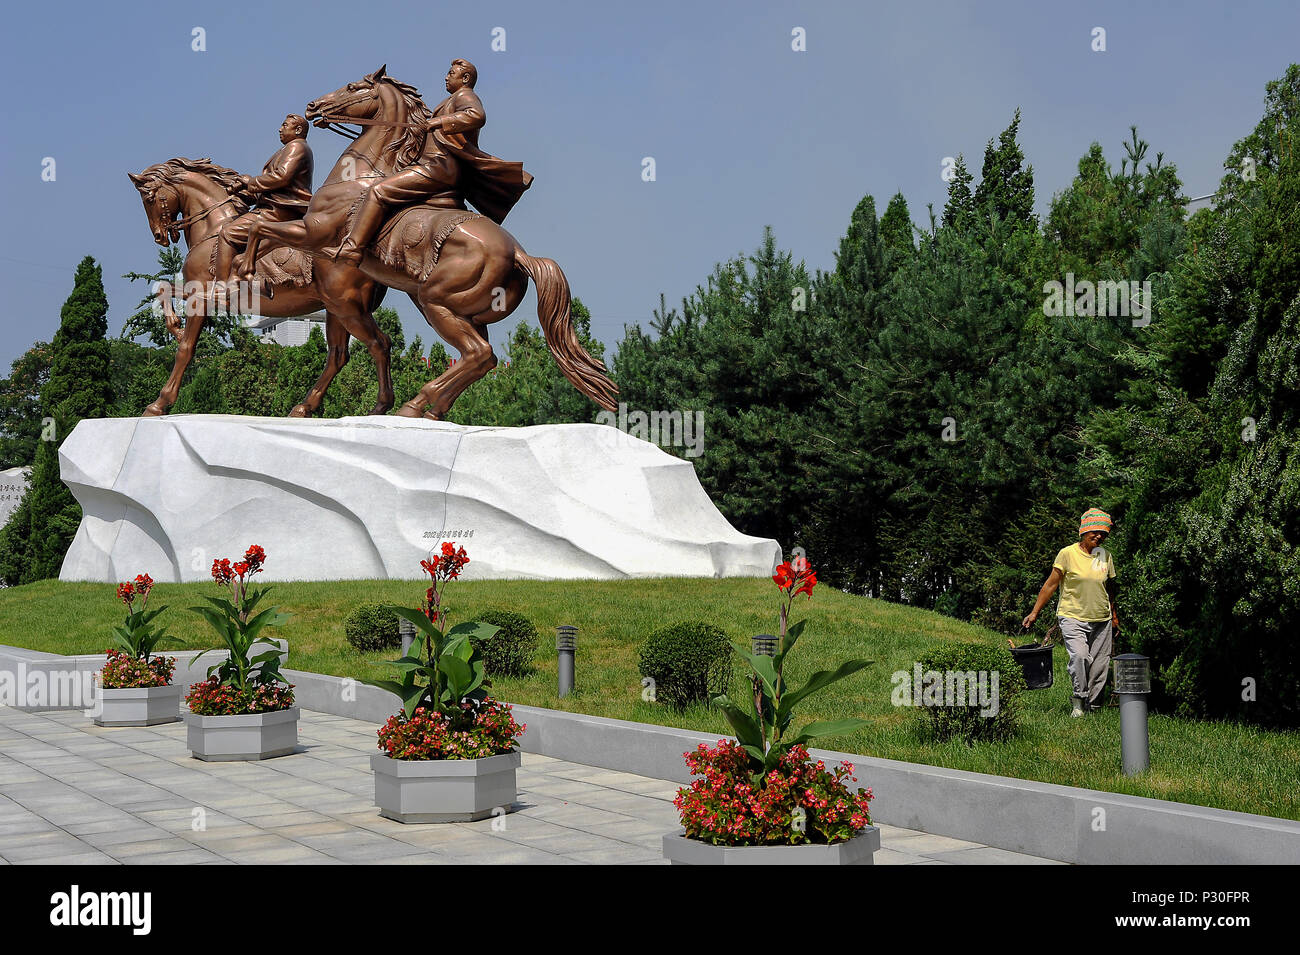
xmin=1079 ymin=508 xmax=1113 ymax=536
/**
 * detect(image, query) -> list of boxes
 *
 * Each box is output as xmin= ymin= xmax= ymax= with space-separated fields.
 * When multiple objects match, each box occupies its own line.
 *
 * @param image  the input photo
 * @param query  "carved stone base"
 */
xmin=57 ymin=415 xmax=780 ymax=582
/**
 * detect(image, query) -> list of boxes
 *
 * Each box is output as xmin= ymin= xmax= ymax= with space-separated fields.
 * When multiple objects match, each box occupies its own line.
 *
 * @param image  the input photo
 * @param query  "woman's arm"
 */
xmin=1022 ymin=567 xmax=1064 ymax=629
xmin=1106 ymin=577 xmax=1119 ymax=631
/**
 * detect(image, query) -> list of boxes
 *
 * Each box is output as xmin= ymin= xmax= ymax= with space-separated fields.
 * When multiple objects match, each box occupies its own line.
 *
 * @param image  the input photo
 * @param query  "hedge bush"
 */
xmin=912 ymin=642 xmax=1027 ymax=743
xmin=472 ymin=609 xmax=539 ymax=678
xmin=344 ymin=604 xmax=400 ymax=653
xmin=637 ymin=622 xmax=734 ymax=710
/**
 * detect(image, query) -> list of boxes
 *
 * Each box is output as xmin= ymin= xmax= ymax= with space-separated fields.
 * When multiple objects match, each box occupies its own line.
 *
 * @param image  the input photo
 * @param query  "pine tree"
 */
xmin=942 ymin=155 xmax=975 ymax=231
xmin=974 ymin=109 xmax=1036 ymax=230
xmin=21 ymin=256 xmax=113 ymax=581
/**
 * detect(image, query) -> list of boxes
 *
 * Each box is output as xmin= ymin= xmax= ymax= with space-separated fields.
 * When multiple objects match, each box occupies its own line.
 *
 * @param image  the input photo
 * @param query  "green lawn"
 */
xmin=2 ymin=576 xmax=1297 ymax=819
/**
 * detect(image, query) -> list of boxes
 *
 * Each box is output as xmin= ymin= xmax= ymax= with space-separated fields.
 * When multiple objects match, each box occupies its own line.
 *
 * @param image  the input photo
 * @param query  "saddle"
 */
xmin=370 ymin=200 xmax=485 ymax=283
xmin=209 ymin=239 xmax=313 ymax=288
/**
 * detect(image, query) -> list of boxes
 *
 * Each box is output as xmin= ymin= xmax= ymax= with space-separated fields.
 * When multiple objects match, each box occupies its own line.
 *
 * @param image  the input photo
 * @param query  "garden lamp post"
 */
xmin=1114 ymin=653 xmax=1151 ymax=775
xmin=399 ymin=618 xmax=416 ymax=657
xmin=752 ymin=634 xmax=778 ymax=657
xmin=556 ymin=625 xmax=577 ymax=698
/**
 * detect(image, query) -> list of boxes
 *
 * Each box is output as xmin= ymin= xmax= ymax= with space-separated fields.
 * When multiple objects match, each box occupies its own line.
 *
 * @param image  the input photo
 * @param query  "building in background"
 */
xmin=244 ymin=312 xmax=326 ymax=347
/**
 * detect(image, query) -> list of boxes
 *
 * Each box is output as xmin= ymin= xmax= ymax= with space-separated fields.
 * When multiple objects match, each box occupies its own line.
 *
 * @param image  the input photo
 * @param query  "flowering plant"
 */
xmin=100 ymin=647 xmax=176 ymax=689
xmin=675 ymin=740 xmax=872 ymax=846
xmin=362 ymin=544 xmax=513 ymax=758
xmin=713 ymin=555 xmax=872 ymax=782
xmin=185 ymin=545 xmax=294 ymax=713
xmin=677 ymin=554 xmax=873 ymax=846
xmin=185 ymin=677 xmax=295 ymax=716
xmin=109 ymin=573 xmax=180 ymax=665
xmin=376 ymin=699 xmax=524 ymax=760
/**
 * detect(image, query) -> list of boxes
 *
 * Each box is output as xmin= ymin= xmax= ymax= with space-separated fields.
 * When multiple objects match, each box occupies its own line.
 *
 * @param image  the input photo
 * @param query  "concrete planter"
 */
xmin=371 ymin=750 xmax=521 ymax=823
xmin=184 ymin=707 xmax=299 ymax=761
xmin=662 ymin=826 xmax=881 ymax=865
xmin=94 ymin=683 xmax=181 ymax=726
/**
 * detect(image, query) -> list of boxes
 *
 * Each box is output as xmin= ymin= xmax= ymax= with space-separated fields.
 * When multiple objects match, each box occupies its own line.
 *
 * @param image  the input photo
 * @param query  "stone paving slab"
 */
xmin=0 ymin=706 xmax=1061 ymax=865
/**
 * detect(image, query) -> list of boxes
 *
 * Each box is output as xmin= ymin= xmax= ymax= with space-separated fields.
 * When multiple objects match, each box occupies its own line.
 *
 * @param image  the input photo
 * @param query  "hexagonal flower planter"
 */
xmin=662 ymin=826 xmax=881 ymax=865
xmin=95 ymin=684 xmax=182 ymax=727
xmin=371 ymin=750 xmax=521 ymax=823
xmin=184 ymin=707 xmax=300 ymax=761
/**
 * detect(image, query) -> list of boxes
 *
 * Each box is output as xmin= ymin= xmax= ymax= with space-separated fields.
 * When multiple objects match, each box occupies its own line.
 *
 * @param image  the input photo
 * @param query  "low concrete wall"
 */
xmin=280 ymin=667 xmax=1300 ymax=865
xmin=7 ymin=648 xmax=1298 ymax=864
xmin=0 ymin=641 xmax=288 ymax=711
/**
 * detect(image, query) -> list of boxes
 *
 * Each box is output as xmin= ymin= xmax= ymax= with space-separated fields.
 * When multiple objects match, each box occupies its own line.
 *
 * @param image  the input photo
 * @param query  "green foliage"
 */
xmin=188 ymin=554 xmax=292 ymax=700
xmin=636 ymin=621 xmax=734 ymax=710
xmin=0 ymin=342 xmax=51 ymax=470
xmin=172 ymin=359 xmax=228 ymax=414
xmin=20 ymin=257 xmax=114 ymax=582
xmin=362 ymin=609 xmax=500 ymax=720
xmin=1082 ymin=65 xmax=1300 ymax=726
xmin=113 ymin=603 xmax=180 ymax=662
xmin=344 ymin=603 xmax=400 ymax=653
xmin=473 ymin=609 xmax=540 ymax=677
xmin=0 ymin=491 xmax=32 ymax=587
xmin=914 ymin=643 xmax=1027 ymax=743
xmin=715 ymin=615 xmax=872 ymax=781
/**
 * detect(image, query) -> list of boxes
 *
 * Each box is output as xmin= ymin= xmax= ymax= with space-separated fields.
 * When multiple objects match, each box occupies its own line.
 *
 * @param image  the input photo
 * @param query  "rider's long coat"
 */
xmin=424 ymin=87 xmax=532 ymax=224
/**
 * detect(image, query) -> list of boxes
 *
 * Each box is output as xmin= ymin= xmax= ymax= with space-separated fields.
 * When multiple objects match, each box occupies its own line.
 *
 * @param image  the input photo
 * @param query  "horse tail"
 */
xmin=514 ymin=249 xmax=618 ymax=412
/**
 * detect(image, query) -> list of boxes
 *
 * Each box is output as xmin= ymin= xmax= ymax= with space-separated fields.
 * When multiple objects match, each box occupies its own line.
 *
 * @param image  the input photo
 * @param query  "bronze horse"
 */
xmin=128 ymin=158 xmax=394 ymax=417
xmin=238 ymin=67 xmax=618 ymax=419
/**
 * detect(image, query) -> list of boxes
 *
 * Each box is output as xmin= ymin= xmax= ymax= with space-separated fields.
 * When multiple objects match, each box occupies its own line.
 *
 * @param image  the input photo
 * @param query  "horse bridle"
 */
xmin=314 ymin=83 xmax=434 ymax=140
xmin=152 ymin=182 xmax=244 ymax=241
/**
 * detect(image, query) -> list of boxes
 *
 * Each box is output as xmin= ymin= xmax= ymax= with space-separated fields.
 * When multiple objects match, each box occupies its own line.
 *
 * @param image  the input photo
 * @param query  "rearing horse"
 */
xmin=128 ymin=158 xmax=393 ymax=417
xmin=239 ymin=66 xmax=618 ymax=419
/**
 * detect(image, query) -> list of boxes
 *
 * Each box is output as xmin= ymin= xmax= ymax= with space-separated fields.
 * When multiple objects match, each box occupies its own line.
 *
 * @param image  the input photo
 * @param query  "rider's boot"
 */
xmin=335 ymin=192 xmax=386 ymax=266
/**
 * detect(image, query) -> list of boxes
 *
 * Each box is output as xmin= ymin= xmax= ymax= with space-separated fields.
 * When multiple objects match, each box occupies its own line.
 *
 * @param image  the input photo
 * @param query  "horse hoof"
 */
xmin=142 ymin=403 xmax=166 ymax=417
xmin=288 ymin=405 xmax=311 ymax=418
xmin=394 ymin=403 xmax=424 ymax=418
xmin=369 ymin=404 xmax=393 ymax=416
xmin=422 ymin=411 xmax=442 ymax=421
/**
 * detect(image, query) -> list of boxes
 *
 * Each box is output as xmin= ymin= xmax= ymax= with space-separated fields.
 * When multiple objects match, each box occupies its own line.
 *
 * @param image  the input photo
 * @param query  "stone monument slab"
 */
xmin=57 ymin=415 xmax=780 ymax=583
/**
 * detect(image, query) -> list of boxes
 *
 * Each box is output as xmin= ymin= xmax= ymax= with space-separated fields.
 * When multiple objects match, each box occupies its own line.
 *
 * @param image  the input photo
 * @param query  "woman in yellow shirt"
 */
xmin=1022 ymin=508 xmax=1120 ymax=718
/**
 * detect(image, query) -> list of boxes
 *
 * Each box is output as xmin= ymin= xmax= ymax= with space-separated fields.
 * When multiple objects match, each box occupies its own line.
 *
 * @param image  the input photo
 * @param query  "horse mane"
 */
xmin=141 ymin=157 xmax=247 ymax=194
xmin=371 ymin=74 xmax=433 ymax=170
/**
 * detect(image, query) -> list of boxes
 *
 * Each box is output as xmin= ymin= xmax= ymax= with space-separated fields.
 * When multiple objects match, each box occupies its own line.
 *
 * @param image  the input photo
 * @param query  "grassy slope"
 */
xmin=2 ymin=577 xmax=1297 ymax=819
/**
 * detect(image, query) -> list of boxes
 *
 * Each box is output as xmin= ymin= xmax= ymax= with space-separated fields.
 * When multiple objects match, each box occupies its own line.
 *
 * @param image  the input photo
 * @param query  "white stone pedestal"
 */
xmin=57 ymin=415 xmax=780 ymax=583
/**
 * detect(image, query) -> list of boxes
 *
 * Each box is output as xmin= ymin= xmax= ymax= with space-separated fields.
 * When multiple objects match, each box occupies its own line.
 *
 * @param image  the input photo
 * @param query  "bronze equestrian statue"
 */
xmin=335 ymin=59 xmax=529 ymax=266
xmin=239 ymin=62 xmax=618 ymax=419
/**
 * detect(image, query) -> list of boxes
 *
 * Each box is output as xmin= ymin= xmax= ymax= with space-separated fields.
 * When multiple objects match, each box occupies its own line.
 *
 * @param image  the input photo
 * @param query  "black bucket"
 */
xmin=1011 ymin=642 xmax=1054 ymax=690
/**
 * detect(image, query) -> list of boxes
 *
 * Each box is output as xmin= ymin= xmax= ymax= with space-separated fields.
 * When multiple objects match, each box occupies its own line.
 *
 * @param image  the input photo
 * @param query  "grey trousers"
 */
xmin=1058 ymin=617 xmax=1113 ymax=707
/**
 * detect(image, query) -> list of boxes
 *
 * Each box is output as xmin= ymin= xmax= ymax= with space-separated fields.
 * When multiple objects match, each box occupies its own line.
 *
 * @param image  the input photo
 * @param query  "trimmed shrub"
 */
xmin=473 ymin=609 xmax=540 ymax=677
xmin=912 ymin=642 xmax=1027 ymax=743
xmin=637 ymin=622 xmax=734 ymax=710
xmin=344 ymin=604 xmax=400 ymax=653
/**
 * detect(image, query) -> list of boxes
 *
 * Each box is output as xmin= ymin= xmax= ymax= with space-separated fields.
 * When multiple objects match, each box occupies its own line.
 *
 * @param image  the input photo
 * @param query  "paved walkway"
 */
xmin=0 ymin=707 xmax=1060 ymax=864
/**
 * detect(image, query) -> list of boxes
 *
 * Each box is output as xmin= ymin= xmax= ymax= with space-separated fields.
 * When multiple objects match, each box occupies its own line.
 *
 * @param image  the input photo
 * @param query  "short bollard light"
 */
xmin=751 ymin=634 xmax=778 ymax=657
xmin=556 ymin=625 xmax=578 ymax=698
xmin=1114 ymin=653 xmax=1151 ymax=775
xmin=399 ymin=618 xmax=416 ymax=657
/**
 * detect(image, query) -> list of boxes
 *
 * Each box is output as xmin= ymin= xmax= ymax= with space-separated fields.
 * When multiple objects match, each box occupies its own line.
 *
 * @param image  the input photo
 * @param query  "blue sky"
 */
xmin=1 ymin=0 xmax=1296 ymax=372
